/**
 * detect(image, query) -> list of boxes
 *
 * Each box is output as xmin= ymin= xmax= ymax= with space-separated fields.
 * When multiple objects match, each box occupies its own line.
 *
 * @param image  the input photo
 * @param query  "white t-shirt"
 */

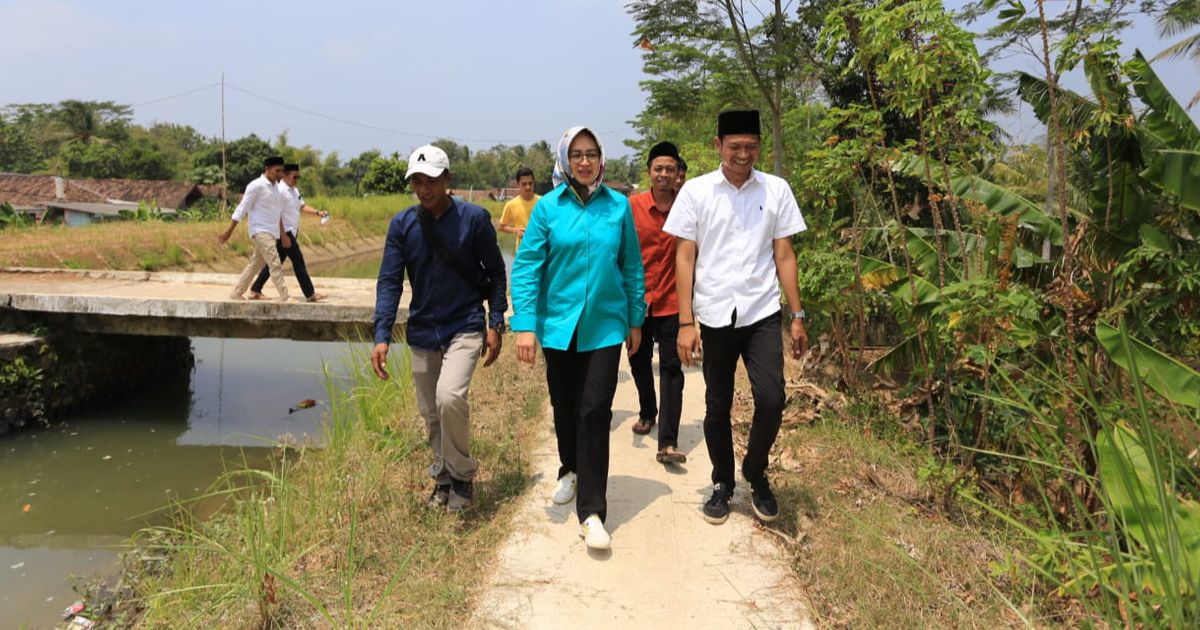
xmin=662 ymin=167 xmax=806 ymax=328
xmin=231 ymin=175 xmax=285 ymax=238
xmin=278 ymin=182 xmax=302 ymax=234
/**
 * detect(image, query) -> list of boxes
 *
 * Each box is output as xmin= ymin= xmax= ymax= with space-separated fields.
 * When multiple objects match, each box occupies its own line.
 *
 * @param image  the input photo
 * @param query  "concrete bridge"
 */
xmin=0 ymin=267 xmax=408 ymax=341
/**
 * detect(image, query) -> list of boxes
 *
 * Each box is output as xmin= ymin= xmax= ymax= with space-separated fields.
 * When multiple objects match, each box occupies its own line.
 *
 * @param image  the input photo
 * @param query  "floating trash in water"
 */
xmin=63 ymin=600 xmax=86 ymax=619
xmin=101 ymin=455 xmax=112 ymax=460
xmin=288 ymin=399 xmax=319 ymax=414
xmin=10 ymin=562 xmax=24 ymax=570
xmin=22 ymin=503 xmax=30 ymax=513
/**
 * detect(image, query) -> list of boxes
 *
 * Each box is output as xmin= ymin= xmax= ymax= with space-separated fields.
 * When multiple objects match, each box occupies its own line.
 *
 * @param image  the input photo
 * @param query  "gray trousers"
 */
xmin=410 ymin=330 xmax=484 ymax=483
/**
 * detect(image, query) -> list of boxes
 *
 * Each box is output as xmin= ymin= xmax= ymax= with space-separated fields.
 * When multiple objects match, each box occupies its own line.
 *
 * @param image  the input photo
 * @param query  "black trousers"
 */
xmin=543 ymin=336 xmax=621 ymax=523
xmin=251 ymin=230 xmax=315 ymax=298
xmin=699 ymin=310 xmax=785 ymax=488
xmin=627 ymin=313 xmax=684 ymax=449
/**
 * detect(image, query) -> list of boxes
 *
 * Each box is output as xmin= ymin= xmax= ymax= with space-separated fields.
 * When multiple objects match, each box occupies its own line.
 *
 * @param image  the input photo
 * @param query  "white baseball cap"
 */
xmin=405 ymin=145 xmax=450 ymax=179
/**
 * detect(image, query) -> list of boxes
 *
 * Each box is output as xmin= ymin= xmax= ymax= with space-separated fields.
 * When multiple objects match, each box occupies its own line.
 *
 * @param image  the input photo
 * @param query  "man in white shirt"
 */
xmin=218 ymin=156 xmax=291 ymax=301
xmin=663 ymin=109 xmax=809 ymax=527
xmin=247 ymin=164 xmax=329 ymax=302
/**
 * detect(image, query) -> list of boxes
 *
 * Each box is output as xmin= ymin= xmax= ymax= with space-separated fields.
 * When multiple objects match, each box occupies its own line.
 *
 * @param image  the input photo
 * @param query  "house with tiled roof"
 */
xmin=0 ymin=173 xmax=224 ymax=225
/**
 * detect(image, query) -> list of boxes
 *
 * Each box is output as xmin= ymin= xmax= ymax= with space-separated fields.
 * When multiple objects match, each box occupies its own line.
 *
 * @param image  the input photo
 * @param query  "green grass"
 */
xmin=121 ymin=338 xmax=546 ymax=628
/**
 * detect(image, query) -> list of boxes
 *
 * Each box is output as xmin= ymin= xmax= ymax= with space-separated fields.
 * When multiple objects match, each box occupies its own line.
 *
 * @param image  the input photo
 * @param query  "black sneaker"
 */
xmin=703 ymin=483 xmax=733 ymax=524
xmin=750 ymin=476 xmax=779 ymax=523
xmin=448 ymin=479 xmax=474 ymax=513
xmin=428 ymin=482 xmax=451 ymax=508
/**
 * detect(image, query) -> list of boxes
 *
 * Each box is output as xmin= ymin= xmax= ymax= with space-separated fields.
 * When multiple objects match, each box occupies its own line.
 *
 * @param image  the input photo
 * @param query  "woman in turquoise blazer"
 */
xmin=511 ymin=126 xmax=645 ymax=551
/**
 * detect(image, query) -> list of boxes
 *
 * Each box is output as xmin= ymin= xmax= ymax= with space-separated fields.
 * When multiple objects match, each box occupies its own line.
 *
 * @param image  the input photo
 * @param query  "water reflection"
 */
xmin=0 ymin=337 xmax=362 ymax=628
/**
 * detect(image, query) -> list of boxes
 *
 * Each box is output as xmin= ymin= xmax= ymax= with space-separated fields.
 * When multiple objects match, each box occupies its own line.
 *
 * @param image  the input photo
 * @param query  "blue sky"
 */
xmin=0 ymin=0 xmax=1194 ymax=159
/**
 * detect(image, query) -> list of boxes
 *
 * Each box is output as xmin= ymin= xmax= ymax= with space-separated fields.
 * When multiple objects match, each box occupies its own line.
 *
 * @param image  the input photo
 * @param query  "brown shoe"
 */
xmin=632 ymin=418 xmax=655 ymax=435
xmin=656 ymin=446 xmax=686 ymax=464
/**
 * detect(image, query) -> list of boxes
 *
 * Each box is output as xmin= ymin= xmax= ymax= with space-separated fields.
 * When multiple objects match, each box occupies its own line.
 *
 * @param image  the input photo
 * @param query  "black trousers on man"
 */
xmin=251 ymin=230 xmax=315 ymax=298
xmin=627 ymin=313 xmax=684 ymax=449
xmin=543 ymin=335 xmax=621 ymax=523
xmin=699 ymin=310 xmax=785 ymax=488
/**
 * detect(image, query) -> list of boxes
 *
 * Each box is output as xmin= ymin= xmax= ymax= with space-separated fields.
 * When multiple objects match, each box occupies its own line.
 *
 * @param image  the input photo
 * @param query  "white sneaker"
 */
xmin=551 ymin=472 xmax=577 ymax=505
xmin=579 ymin=514 xmax=611 ymax=551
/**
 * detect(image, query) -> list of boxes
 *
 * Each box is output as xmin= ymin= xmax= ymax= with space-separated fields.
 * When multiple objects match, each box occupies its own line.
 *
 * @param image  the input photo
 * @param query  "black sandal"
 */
xmin=632 ymin=418 xmax=655 ymax=435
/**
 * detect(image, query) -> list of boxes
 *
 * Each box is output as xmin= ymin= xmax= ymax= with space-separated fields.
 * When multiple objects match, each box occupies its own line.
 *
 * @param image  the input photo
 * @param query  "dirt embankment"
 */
xmin=0 ymin=216 xmax=386 ymax=273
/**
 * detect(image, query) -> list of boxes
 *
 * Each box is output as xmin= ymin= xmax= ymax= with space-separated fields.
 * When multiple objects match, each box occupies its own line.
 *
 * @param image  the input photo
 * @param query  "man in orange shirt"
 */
xmin=628 ymin=141 xmax=686 ymax=465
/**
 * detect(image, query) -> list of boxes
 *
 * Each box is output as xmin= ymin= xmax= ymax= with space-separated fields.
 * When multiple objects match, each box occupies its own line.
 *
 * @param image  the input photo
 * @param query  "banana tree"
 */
xmin=1128 ymin=51 xmax=1200 ymax=211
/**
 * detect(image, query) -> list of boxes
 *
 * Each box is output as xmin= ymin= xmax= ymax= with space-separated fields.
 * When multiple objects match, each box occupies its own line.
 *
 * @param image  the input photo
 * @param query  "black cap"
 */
xmin=263 ymin=156 xmax=285 ymax=168
xmin=646 ymin=141 xmax=682 ymax=168
xmin=283 ymin=163 xmax=300 ymax=173
xmin=717 ymin=110 xmax=761 ymax=138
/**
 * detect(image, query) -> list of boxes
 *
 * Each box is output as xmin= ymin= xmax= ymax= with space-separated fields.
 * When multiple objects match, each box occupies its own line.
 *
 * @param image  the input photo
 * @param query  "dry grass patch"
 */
xmin=726 ymin=372 xmax=1043 ymax=629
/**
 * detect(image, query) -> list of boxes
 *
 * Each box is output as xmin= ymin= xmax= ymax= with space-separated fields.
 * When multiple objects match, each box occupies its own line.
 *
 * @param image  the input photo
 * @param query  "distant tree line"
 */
xmin=0 ymin=100 xmax=643 ymax=196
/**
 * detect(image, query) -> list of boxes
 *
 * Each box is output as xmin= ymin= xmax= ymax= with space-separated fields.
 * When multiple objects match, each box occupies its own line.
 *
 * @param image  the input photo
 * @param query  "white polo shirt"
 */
xmin=231 ymin=175 xmax=285 ymax=238
xmin=663 ymin=167 xmax=806 ymax=328
xmin=278 ymin=182 xmax=302 ymax=234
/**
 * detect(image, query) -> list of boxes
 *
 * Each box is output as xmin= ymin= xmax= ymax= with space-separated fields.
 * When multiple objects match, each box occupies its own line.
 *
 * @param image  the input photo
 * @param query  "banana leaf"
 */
xmin=890 ymin=153 xmax=1063 ymax=245
xmin=1017 ymin=72 xmax=1096 ymax=134
xmin=902 ymin=227 xmax=960 ymax=285
xmin=1096 ymin=321 xmax=1200 ymax=408
xmin=1097 ymin=422 xmax=1200 ymax=594
xmin=1143 ymin=149 xmax=1200 ymax=212
xmin=860 ymin=256 xmax=941 ymax=307
xmin=904 ymin=226 xmax=1049 ymax=271
xmin=866 ymin=332 xmax=923 ymax=375
xmin=1127 ymin=51 xmax=1200 ymax=153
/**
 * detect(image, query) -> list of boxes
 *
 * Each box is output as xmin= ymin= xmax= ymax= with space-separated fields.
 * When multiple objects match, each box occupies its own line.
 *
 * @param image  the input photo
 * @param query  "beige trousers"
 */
xmin=233 ymin=232 xmax=289 ymax=299
xmin=409 ymin=330 xmax=485 ymax=483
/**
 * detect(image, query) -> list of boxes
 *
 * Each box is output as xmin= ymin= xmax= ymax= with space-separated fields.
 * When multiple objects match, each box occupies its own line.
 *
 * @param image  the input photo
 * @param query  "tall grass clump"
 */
xmin=124 ymin=339 xmax=544 ymax=628
xmin=965 ymin=324 xmax=1200 ymax=627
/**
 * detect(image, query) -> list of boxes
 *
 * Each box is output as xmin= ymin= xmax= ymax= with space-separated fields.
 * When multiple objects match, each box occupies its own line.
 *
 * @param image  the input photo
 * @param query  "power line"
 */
xmin=123 ymin=79 xmax=636 ymax=148
xmin=132 ymin=83 xmax=221 ymax=108
xmin=226 ymin=81 xmax=634 ymax=147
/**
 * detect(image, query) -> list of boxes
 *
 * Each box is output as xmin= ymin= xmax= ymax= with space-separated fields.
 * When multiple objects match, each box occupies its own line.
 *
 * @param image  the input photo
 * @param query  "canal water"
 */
xmin=1 ymin=231 xmax=516 ymax=628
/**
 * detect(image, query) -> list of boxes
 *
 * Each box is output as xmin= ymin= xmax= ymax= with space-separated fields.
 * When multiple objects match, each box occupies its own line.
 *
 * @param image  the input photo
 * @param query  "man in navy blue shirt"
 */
xmin=371 ymin=144 xmax=507 ymax=513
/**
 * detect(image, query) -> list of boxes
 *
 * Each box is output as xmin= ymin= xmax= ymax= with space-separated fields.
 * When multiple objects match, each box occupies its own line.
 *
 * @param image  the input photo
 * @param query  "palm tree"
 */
xmin=56 ymin=100 xmax=101 ymax=143
xmin=1153 ymin=0 xmax=1200 ymax=108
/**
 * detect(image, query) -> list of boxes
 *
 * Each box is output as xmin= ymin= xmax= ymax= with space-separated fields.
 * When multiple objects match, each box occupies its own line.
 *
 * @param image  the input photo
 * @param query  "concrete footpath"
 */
xmin=471 ymin=360 xmax=815 ymax=629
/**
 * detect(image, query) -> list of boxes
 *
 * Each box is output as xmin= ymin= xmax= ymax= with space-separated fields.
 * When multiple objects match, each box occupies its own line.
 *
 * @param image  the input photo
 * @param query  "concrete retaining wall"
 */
xmin=0 ymin=328 xmax=193 ymax=435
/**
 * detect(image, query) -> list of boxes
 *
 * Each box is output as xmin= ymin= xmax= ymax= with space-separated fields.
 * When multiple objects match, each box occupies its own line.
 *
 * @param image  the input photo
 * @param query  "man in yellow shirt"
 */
xmin=498 ymin=166 xmax=539 ymax=251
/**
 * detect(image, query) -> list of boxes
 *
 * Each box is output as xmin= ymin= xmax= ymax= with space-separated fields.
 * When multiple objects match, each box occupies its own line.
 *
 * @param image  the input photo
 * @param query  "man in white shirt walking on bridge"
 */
xmin=218 ymin=156 xmax=292 ymax=301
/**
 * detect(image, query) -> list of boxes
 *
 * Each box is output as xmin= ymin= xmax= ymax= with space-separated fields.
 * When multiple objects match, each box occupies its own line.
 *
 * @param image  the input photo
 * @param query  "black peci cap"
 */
xmin=717 ymin=110 xmax=761 ymax=138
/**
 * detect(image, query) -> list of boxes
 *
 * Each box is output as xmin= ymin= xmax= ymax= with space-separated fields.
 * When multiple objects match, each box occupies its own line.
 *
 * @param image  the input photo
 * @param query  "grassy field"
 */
xmin=0 ymin=195 xmax=504 ymax=273
xmin=116 ymin=340 xmax=546 ymax=629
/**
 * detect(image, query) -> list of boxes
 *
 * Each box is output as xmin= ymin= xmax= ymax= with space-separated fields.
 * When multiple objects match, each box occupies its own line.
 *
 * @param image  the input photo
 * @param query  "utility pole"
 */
xmin=220 ymin=71 xmax=229 ymax=212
